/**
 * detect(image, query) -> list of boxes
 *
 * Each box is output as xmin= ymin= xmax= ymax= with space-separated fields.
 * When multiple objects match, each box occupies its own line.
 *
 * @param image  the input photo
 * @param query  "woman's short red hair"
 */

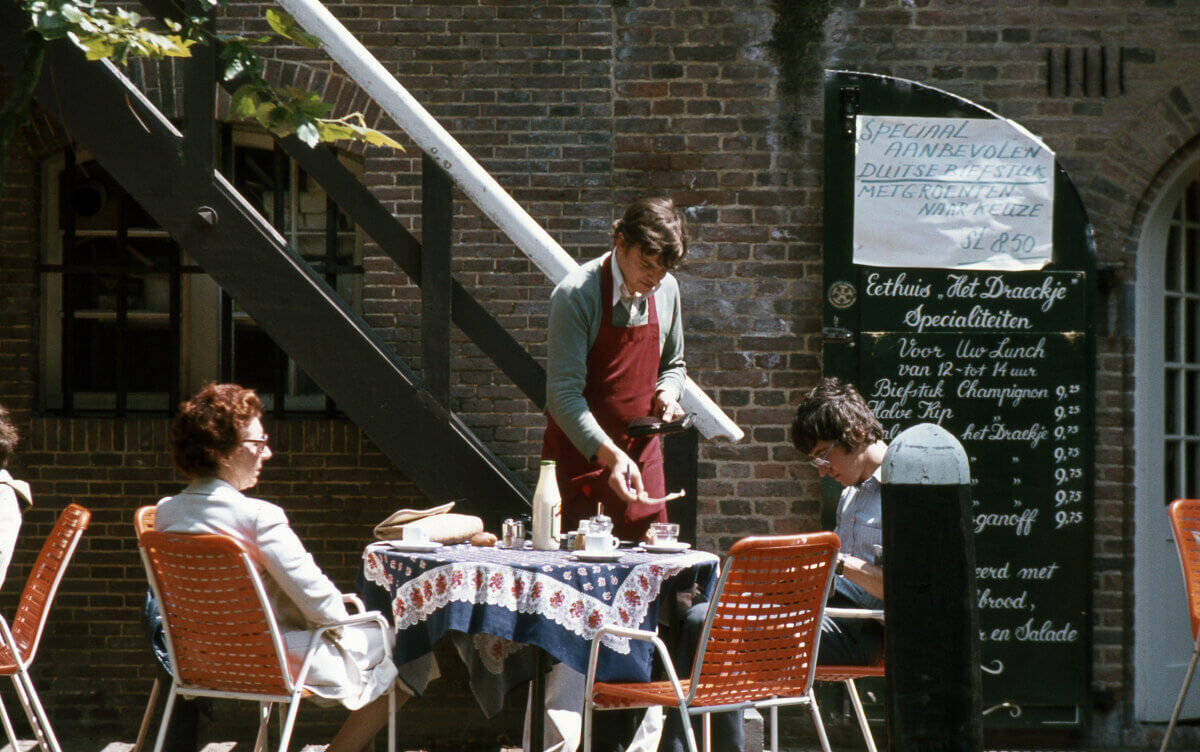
xmin=170 ymin=383 xmax=263 ymax=478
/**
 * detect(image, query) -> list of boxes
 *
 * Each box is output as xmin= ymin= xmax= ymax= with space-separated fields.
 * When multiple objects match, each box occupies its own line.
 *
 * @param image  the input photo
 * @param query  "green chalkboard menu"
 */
xmin=824 ymin=71 xmax=1096 ymax=727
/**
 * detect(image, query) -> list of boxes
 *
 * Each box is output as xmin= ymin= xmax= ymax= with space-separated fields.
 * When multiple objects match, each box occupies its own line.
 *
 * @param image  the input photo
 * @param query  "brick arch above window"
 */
xmin=1090 ymin=74 xmax=1200 ymax=263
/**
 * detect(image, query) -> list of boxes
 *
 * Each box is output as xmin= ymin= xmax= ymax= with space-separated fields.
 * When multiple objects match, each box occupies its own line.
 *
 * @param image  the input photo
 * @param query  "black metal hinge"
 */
xmin=822 ymin=327 xmax=855 ymax=346
xmin=840 ymin=87 xmax=860 ymax=139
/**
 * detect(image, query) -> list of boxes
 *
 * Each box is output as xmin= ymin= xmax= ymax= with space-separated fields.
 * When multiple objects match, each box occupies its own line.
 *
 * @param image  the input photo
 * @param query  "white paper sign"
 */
xmin=853 ymin=115 xmax=1055 ymax=270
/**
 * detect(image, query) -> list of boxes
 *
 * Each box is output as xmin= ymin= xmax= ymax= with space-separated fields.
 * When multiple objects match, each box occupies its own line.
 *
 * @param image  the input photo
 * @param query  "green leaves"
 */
xmin=19 ymin=0 xmax=401 ymax=151
xmin=264 ymin=9 xmax=321 ymax=50
xmin=229 ymin=84 xmax=402 ymax=150
xmin=25 ymin=0 xmax=193 ymax=64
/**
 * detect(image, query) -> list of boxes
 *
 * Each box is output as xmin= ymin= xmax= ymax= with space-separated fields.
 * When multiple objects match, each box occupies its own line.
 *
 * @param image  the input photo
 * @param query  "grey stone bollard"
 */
xmin=881 ymin=423 xmax=983 ymax=752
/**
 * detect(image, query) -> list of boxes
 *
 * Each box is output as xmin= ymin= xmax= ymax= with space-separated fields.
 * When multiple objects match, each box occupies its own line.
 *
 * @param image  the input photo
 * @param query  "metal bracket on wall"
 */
xmin=822 ymin=327 xmax=855 ymax=346
xmin=839 ymin=87 xmax=860 ymax=139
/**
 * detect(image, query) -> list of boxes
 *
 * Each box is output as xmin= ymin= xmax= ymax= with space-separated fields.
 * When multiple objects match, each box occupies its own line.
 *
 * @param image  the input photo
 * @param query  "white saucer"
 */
xmin=641 ymin=541 xmax=691 ymax=554
xmin=386 ymin=540 xmax=443 ymax=552
xmin=572 ymin=550 xmax=622 ymax=562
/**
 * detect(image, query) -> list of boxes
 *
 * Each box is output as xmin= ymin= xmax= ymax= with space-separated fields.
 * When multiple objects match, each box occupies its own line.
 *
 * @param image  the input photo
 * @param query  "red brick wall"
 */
xmin=4 ymin=0 xmax=1200 ymax=747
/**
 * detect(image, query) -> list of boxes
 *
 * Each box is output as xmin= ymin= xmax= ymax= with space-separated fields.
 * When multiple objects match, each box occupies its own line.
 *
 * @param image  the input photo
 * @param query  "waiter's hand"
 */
xmin=653 ymin=390 xmax=685 ymax=422
xmin=596 ymin=440 xmax=646 ymax=504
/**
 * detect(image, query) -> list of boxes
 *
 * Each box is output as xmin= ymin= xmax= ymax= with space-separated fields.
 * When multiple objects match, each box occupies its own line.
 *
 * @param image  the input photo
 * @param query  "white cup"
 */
xmin=584 ymin=533 xmax=618 ymax=553
xmin=402 ymin=525 xmax=430 ymax=544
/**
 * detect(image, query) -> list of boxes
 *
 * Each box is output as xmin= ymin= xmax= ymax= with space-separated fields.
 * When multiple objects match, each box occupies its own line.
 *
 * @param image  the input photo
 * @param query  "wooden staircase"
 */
xmin=0 ymin=3 xmax=544 ymax=526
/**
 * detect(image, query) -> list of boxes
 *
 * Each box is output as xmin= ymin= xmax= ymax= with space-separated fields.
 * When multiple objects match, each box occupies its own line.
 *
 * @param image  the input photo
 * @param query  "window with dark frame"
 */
xmin=38 ymin=134 xmax=365 ymax=416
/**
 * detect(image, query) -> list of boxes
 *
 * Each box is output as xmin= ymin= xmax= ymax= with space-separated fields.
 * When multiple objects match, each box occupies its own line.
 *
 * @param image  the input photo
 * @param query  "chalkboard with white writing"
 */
xmin=859 ymin=268 xmax=1090 ymax=710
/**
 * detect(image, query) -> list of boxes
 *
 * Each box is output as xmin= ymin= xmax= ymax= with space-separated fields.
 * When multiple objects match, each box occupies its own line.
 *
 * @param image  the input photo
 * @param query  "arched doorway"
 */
xmin=1134 ymin=152 xmax=1200 ymax=722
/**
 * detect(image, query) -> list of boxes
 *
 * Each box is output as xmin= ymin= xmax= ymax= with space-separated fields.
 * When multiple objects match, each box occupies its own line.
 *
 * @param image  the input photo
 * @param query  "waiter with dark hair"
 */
xmin=543 ymin=195 xmax=690 ymax=542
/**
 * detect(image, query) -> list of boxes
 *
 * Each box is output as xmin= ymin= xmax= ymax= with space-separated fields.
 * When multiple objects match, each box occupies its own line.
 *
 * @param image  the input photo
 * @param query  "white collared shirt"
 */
xmin=610 ymin=250 xmax=659 ymax=316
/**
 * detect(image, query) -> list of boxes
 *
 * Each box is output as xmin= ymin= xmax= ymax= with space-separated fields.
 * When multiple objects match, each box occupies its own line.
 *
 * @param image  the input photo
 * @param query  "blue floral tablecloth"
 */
xmin=358 ymin=542 xmax=719 ymax=685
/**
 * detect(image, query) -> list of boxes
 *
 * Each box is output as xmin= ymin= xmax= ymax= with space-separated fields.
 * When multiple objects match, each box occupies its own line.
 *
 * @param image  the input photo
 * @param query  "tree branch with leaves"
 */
xmin=0 ymin=0 xmax=401 ymax=195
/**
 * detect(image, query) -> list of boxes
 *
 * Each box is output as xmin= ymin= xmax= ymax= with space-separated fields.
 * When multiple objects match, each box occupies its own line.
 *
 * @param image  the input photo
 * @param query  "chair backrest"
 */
xmin=134 ymin=505 xmax=155 ymax=539
xmin=689 ymin=531 xmax=840 ymax=707
xmin=1168 ymin=499 xmax=1200 ymax=641
xmin=1 ymin=503 xmax=91 ymax=665
xmin=139 ymin=530 xmax=296 ymax=697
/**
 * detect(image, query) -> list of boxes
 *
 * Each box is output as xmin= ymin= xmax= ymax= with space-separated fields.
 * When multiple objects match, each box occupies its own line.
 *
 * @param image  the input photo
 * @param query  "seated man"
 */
xmin=791 ymin=377 xmax=886 ymax=666
xmin=660 ymin=378 xmax=888 ymax=751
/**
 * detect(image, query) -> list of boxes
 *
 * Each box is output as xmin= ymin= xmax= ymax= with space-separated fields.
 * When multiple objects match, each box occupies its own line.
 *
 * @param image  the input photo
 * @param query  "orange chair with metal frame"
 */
xmin=813 ymin=607 xmax=886 ymax=752
xmin=138 ymin=528 xmax=396 ymax=752
xmin=581 ymin=532 xmax=840 ymax=752
xmin=1162 ymin=499 xmax=1200 ymax=752
xmin=0 ymin=503 xmax=91 ymax=752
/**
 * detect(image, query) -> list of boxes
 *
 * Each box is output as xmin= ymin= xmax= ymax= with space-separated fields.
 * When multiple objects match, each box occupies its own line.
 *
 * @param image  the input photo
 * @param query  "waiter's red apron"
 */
xmin=542 ymin=255 xmax=667 ymax=541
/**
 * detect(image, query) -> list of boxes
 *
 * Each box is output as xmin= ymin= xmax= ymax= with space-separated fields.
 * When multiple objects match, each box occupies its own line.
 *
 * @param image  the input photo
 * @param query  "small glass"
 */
xmin=648 ymin=522 xmax=679 ymax=545
xmin=502 ymin=518 xmax=525 ymax=548
xmin=589 ymin=512 xmax=613 ymax=537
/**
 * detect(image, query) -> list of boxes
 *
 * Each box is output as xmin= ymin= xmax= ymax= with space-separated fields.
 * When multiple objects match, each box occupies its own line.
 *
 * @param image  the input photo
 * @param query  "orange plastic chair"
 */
xmin=582 ymin=532 xmax=840 ymax=752
xmin=1162 ymin=499 xmax=1200 ymax=751
xmin=0 ymin=503 xmax=91 ymax=752
xmin=813 ymin=607 xmax=886 ymax=752
xmin=138 ymin=528 xmax=396 ymax=752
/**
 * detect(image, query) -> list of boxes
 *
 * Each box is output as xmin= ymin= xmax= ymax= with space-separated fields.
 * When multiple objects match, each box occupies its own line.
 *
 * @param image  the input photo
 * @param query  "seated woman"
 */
xmin=0 ymin=404 xmax=33 ymax=593
xmin=155 ymin=382 xmax=401 ymax=752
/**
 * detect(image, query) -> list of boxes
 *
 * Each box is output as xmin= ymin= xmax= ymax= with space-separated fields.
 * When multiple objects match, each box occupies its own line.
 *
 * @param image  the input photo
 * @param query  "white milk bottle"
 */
xmin=531 ymin=460 xmax=561 ymax=550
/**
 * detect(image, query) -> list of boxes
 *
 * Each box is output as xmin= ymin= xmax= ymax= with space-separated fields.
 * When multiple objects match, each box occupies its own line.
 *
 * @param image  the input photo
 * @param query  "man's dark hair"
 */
xmin=611 ymin=196 xmax=689 ymax=269
xmin=791 ymin=378 xmax=884 ymax=454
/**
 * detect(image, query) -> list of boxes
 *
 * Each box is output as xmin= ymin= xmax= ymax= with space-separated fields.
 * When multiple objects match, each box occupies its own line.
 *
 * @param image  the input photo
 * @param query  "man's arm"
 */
xmin=654 ymin=275 xmax=686 ymax=420
xmin=840 ymin=553 xmax=884 ymax=600
xmin=545 ymin=270 xmax=607 ymax=460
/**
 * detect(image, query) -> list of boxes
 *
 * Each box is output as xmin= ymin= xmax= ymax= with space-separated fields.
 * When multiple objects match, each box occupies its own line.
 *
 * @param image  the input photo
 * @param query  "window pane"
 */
xmin=1188 ymin=300 xmax=1198 ymax=364
xmin=1166 ymin=369 xmax=1179 ymax=434
xmin=1166 ymin=440 xmax=1180 ymax=503
xmin=69 ymin=320 xmax=171 ymax=392
xmin=1188 ymin=441 xmax=1199 ymax=499
xmin=1188 ymin=371 xmax=1198 ymax=436
xmin=1166 ymin=297 xmax=1179 ymax=362
xmin=1189 ymin=228 xmax=1200 ymax=294
xmin=1166 ymin=225 xmax=1181 ymax=291
xmin=232 ymin=325 xmax=282 ymax=396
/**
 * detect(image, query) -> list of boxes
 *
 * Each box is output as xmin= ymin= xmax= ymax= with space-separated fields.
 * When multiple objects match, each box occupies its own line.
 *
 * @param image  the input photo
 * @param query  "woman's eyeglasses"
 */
xmin=808 ymin=442 xmax=837 ymax=470
xmin=244 ymin=435 xmax=270 ymax=450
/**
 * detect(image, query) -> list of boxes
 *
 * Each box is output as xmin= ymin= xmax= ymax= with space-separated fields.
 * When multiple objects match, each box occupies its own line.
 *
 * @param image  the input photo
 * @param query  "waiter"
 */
xmin=543 ymin=195 xmax=688 ymax=542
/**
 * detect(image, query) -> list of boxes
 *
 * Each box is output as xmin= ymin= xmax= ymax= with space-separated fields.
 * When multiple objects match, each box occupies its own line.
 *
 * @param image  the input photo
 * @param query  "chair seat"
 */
xmin=813 ymin=664 xmax=885 ymax=682
xmin=593 ymin=679 xmax=806 ymax=711
xmin=0 ymin=644 xmax=29 ymax=673
xmin=592 ymin=679 xmax=692 ymax=709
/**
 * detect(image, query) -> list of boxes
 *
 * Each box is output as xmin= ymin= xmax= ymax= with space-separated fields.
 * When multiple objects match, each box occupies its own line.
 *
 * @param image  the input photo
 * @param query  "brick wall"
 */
xmin=4 ymin=0 xmax=1200 ymax=747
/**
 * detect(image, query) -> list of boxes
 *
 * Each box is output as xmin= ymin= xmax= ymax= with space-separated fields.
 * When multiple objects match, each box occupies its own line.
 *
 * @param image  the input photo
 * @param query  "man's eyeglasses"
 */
xmin=808 ymin=442 xmax=838 ymax=470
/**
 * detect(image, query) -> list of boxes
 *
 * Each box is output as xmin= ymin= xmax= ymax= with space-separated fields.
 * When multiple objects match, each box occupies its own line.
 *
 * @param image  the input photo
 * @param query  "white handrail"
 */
xmin=276 ymin=0 xmax=743 ymax=442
